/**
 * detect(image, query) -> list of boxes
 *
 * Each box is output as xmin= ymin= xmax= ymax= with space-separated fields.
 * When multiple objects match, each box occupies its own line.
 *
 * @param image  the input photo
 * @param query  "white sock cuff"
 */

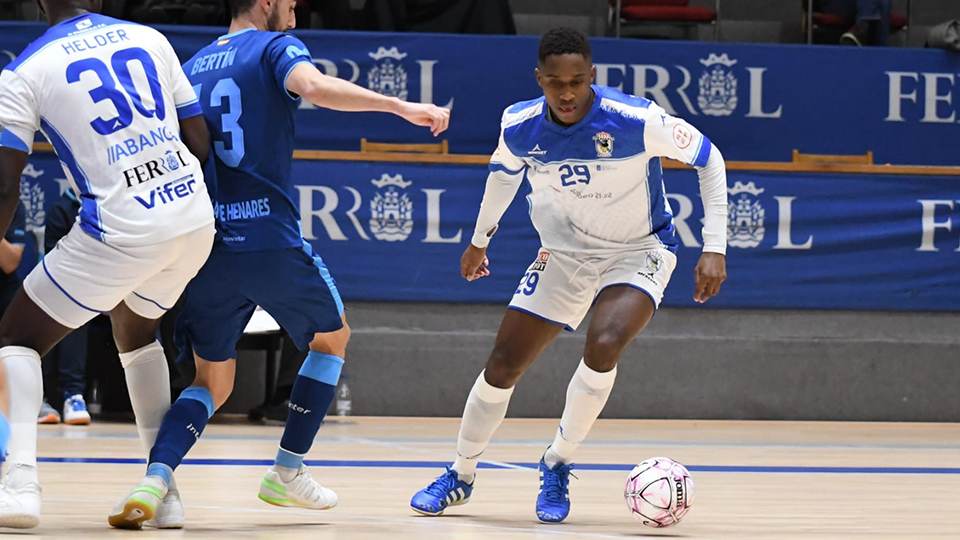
xmin=1 ymin=346 xmax=41 ymax=361
xmin=119 ymin=340 xmax=164 ymax=368
xmin=476 ymin=370 xmax=514 ymax=403
xmin=576 ymin=359 xmax=617 ymax=390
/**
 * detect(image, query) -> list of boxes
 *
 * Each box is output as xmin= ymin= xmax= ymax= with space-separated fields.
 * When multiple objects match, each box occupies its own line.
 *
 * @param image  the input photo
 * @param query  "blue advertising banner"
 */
xmin=14 ymin=151 xmax=960 ymax=311
xmin=3 ymin=23 xmax=960 ymax=165
xmin=291 ymin=161 xmax=960 ymax=311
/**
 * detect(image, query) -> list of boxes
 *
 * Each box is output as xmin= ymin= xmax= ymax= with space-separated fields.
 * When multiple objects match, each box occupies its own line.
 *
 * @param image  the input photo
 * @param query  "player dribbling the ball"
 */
xmin=410 ymin=27 xmax=728 ymax=524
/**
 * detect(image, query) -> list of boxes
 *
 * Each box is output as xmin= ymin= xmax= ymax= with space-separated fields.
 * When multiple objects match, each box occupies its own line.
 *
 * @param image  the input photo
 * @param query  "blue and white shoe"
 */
xmin=410 ymin=467 xmax=474 ymax=516
xmin=536 ymin=456 xmax=575 ymax=523
xmin=63 ymin=393 xmax=91 ymax=425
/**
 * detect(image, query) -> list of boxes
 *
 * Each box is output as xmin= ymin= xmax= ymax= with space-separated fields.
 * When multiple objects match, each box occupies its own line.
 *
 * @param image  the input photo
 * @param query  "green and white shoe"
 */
xmin=108 ymin=475 xmax=168 ymax=529
xmin=258 ymin=466 xmax=337 ymax=510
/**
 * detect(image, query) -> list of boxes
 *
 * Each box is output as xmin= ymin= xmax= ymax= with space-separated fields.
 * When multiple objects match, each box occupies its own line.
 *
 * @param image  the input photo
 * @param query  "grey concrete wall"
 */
xmin=229 ymin=303 xmax=960 ymax=422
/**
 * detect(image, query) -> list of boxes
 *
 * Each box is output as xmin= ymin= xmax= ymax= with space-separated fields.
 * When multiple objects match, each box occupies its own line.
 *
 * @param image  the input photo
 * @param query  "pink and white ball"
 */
xmin=624 ymin=457 xmax=694 ymax=528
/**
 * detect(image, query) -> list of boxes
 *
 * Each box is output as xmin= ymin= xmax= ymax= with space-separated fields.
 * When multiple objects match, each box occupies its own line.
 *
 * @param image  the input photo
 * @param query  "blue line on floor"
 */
xmin=35 ymin=457 xmax=960 ymax=475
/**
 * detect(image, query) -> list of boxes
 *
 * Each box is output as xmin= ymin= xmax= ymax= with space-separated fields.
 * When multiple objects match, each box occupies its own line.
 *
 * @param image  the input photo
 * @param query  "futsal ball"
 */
xmin=624 ymin=457 xmax=694 ymax=528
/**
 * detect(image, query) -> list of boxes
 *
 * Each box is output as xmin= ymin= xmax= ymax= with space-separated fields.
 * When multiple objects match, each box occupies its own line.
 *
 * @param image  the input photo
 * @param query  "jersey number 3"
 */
xmin=193 ymin=79 xmax=245 ymax=167
xmin=66 ymin=47 xmax=166 ymax=136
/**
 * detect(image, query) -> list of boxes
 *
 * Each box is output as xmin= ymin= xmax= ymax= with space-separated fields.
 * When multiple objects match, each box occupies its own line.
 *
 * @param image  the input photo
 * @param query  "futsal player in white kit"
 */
xmin=0 ymin=0 xmax=215 ymax=528
xmin=410 ymin=28 xmax=729 ymax=523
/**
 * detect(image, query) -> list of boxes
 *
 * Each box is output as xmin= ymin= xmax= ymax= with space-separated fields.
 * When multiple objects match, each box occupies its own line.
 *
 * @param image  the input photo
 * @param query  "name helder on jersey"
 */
xmin=0 ymin=13 xmax=213 ymax=246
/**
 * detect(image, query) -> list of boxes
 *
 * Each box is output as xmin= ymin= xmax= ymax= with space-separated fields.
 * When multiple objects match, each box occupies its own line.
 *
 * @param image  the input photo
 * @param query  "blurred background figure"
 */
xmin=820 ymin=0 xmax=893 ymax=45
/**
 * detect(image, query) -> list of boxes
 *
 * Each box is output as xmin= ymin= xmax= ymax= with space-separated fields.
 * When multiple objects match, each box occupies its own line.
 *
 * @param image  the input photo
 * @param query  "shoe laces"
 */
xmin=541 ymin=463 xmax=576 ymax=503
xmin=423 ymin=467 xmax=460 ymax=499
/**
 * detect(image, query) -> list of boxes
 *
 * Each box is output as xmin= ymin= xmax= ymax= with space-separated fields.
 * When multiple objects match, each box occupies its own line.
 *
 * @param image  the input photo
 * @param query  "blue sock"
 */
xmin=0 ymin=412 xmax=9 ymax=463
xmin=148 ymin=386 xmax=215 ymax=473
xmin=276 ymin=352 xmax=343 ymax=470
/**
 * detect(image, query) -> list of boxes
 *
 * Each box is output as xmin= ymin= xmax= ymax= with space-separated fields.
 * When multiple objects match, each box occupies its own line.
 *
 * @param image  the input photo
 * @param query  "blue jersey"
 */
xmin=183 ymin=28 xmax=312 ymax=252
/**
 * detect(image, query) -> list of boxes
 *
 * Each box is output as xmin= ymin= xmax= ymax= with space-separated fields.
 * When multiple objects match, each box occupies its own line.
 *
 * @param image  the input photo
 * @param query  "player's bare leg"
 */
xmin=0 ymin=288 xmax=72 ymax=528
xmin=483 ymin=309 xmax=565 ymax=389
xmin=537 ymin=285 xmax=656 ymax=523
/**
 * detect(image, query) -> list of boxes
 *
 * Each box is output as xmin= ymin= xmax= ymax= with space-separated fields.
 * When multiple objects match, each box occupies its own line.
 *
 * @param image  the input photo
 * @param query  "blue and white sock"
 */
xmin=275 ymin=352 xmax=343 ymax=482
xmin=147 ymin=386 xmax=215 ymax=476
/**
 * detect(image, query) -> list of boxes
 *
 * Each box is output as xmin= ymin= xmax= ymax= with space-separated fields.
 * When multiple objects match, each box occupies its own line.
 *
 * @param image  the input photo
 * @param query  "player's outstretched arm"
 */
xmin=178 ymin=115 xmax=211 ymax=166
xmin=0 ymin=147 xmax=27 ymax=239
xmin=285 ymin=63 xmax=450 ymax=136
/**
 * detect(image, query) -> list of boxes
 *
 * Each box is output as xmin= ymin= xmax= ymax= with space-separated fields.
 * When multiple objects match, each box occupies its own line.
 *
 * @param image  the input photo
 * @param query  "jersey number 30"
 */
xmin=66 ymin=47 xmax=166 ymax=136
xmin=192 ymin=79 xmax=244 ymax=167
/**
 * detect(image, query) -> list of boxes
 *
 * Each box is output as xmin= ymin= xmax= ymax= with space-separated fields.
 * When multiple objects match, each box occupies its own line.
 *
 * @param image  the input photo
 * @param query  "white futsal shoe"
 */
xmin=0 ymin=464 xmax=42 ymax=529
xmin=108 ymin=475 xmax=168 ymax=529
xmin=258 ymin=466 xmax=338 ymax=510
xmin=144 ymin=484 xmax=185 ymax=529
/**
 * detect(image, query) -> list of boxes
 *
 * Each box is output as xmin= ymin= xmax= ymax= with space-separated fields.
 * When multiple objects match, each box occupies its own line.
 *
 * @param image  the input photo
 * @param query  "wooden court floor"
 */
xmin=24 ymin=417 xmax=960 ymax=539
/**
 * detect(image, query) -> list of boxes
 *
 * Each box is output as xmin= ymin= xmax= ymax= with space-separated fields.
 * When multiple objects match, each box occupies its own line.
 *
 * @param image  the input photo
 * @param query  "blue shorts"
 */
xmin=175 ymin=241 xmax=344 ymax=362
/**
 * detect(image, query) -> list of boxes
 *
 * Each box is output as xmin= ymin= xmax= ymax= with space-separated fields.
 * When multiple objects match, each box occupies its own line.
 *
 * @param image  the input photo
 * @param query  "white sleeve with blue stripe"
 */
xmin=644 ymin=104 xmax=727 ymax=254
xmin=0 ymin=70 xmax=39 ymax=153
xmin=161 ymin=39 xmax=201 ymax=119
xmin=470 ymin=130 xmax=527 ymax=248
xmin=643 ymin=104 xmax=713 ymax=168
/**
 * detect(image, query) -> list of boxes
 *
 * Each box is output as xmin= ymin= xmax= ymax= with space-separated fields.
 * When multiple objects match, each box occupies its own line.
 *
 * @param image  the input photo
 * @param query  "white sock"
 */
xmin=544 ymin=359 xmax=617 ymax=468
xmin=119 ymin=341 xmax=170 ymax=453
xmin=2 ymin=346 xmax=43 ymax=468
xmin=451 ymin=370 xmax=514 ymax=481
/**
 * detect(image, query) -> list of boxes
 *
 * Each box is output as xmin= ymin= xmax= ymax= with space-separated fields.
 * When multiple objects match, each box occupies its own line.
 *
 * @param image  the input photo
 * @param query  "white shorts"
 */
xmin=508 ymin=247 xmax=676 ymax=331
xmin=24 ymin=223 xmax=215 ymax=329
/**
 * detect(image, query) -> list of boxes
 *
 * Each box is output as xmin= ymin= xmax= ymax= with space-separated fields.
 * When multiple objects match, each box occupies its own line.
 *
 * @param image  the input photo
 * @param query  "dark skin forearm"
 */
xmin=178 ymin=114 xmax=210 ymax=167
xmin=0 ymin=147 xmax=27 ymax=236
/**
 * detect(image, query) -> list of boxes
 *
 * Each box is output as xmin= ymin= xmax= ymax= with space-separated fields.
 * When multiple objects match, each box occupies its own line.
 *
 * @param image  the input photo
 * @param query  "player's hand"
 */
xmin=396 ymin=102 xmax=450 ymax=137
xmin=693 ymin=252 xmax=726 ymax=303
xmin=461 ymin=244 xmax=490 ymax=282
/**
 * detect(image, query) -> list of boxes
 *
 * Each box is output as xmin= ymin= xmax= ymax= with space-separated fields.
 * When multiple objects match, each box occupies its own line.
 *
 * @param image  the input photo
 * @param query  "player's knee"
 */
xmin=309 ymin=322 xmax=350 ymax=358
xmin=484 ymin=347 xmax=526 ymax=388
xmin=192 ymin=361 xmax=236 ymax=409
xmin=584 ymin=331 xmax=629 ymax=370
xmin=196 ymin=379 xmax=232 ymax=410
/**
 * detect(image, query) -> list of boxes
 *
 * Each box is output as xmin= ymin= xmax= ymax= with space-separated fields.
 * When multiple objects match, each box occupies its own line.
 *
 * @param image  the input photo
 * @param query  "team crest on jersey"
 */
xmin=593 ymin=132 xmax=614 ymax=158
xmin=727 ymin=181 xmax=765 ymax=248
xmin=698 ymin=53 xmax=738 ymax=117
xmin=646 ymin=252 xmax=663 ymax=273
xmin=369 ymin=174 xmax=414 ymax=241
xmin=531 ymin=251 xmax=550 ymax=272
xmin=164 ymin=150 xmax=181 ymax=172
xmin=367 ymin=47 xmax=409 ymax=101
xmin=19 ymin=164 xmax=46 ymax=232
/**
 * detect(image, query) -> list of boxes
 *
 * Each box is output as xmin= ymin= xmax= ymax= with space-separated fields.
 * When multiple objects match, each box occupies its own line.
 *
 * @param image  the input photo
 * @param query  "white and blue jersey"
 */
xmin=0 ymin=13 xmax=213 ymax=246
xmin=478 ymin=85 xmax=719 ymax=255
xmin=183 ymin=28 xmax=312 ymax=252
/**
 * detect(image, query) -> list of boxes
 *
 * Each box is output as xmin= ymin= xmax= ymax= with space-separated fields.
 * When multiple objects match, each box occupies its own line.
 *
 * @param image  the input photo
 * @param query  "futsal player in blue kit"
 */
xmin=109 ymin=0 xmax=449 ymax=528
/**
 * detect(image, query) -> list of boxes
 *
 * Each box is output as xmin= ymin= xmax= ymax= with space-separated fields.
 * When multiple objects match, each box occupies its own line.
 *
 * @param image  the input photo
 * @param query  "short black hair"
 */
xmin=538 ymin=27 xmax=592 ymax=64
xmin=226 ymin=0 xmax=257 ymax=17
